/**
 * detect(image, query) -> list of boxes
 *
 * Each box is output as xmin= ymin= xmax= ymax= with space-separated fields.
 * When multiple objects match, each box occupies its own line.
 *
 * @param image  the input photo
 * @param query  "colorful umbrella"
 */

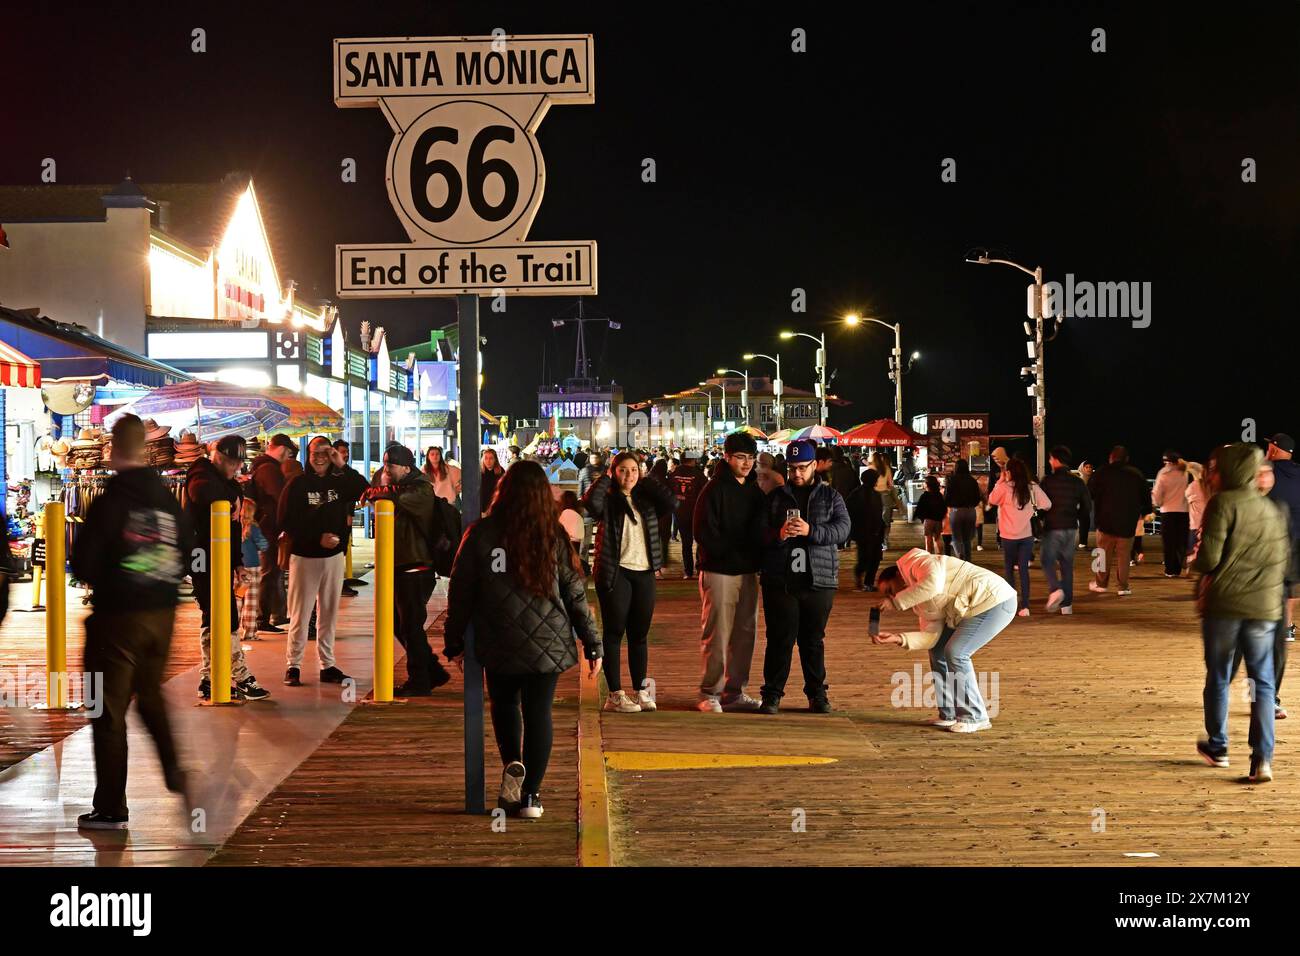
xmin=264 ymin=387 xmax=344 ymax=437
xmin=839 ymin=419 xmax=923 ymax=447
xmin=108 ymin=380 xmax=290 ymax=442
xmin=765 ymin=428 xmax=797 ymax=443
xmin=733 ymin=424 xmax=768 ymax=440
xmin=787 ymin=424 xmax=843 ymax=442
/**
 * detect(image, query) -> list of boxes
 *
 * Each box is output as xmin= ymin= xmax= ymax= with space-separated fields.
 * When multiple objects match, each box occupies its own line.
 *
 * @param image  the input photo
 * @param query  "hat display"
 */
xmin=1270 ymin=433 xmax=1296 ymax=454
xmin=173 ymin=429 xmax=204 ymax=466
xmin=67 ymin=427 xmax=107 ymax=471
xmin=786 ymin=439 xmax=817 ymax=464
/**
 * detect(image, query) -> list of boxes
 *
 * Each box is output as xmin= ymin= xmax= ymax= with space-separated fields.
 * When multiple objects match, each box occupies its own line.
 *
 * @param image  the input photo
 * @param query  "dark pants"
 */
xmin=258 ymin=542 xmax=286 ymax=624
xmin=595 ymin=568 xmax=656 ymax=693
xmin=1160 ymin=511 xmax=1190 ymax=575
xmin=85 ymin=608 xmax=185 ymax=817
xmin=658 ymin=514 xmax=671 ymax=566
xmin=854 ymin=532 xmax=883 ymax=586
xmin=395 ymin=569 xmax=446 ymax=690
xmin=760 ymin=582 xmax=833 ymax=700
xmin=1001 ymin=537 xmax=1033 ymax=609
xmin=680 ymin=515 xmax=696 ymax=577
xmin=950 ymin=507 xmax=976 ymax=560
xmin=192 ymin=567 xmax=237 ymax=633
xmin=485 ymin=670 xmax=562 ymax=794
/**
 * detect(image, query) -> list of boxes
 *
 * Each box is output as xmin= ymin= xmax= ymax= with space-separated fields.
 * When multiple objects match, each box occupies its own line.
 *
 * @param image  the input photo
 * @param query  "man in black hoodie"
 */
xmin=72 ymin=415 xmax=193 ymax=829
xmin=671 ymin=449 xmax=707 ymax=579
xmin=185 ymin=434 xmax=270 ymax=701
xmin=693 ymin=431 xmax=766 ymax=712
xmin=1088 ymin=445 xmax=1150 ymax=596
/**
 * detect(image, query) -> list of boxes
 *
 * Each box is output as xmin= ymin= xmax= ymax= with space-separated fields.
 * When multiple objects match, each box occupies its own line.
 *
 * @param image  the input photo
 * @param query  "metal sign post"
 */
xmin=457 ymin=293 xmax=484 ymax=813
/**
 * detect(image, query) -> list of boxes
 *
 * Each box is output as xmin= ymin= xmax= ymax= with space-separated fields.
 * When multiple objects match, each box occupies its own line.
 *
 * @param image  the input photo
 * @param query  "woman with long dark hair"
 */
xmin=423 ymin=446 xmax=462 ymax=507
xmin=443 ymin=461 xmax=602 ymax=819
xmin=649 ymin=458 xmax=673 ymax=572
xmin=988 ymin=457 xmax=1052 ymax=617
xmin=480 ymin=448 xmax=506 ymax=516
xmin=583 ymin=450 xmax=674 ymax=712
xmin=944 ymin=459 xmax=982 ymax=560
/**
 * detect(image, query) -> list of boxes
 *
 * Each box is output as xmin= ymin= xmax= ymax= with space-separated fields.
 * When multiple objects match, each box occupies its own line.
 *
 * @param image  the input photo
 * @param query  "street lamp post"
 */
xmin=698 ymin=381 xmax=725 ymax=446
xmin=844 ymin=314 xmax=919 ymax=465
xmin=686 ymin=388 xmax=712 ymax=446
xmin=780 ymin=331 xmax=828 ymax=426
xmin=742 ymin=352 xmax=782 ymax=432
xmin=717 ymin=368 xmax=749 ymax=425
xmin=966 ymin=253 xmax=1054 ymax=477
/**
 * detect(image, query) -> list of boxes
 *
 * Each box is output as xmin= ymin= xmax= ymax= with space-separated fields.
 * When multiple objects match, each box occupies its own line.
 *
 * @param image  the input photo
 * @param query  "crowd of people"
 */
xmin=67 ymin=416 xmax=1298 ymax=828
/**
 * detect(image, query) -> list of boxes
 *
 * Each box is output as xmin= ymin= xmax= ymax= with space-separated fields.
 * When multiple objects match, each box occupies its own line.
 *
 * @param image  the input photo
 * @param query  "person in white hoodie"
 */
xmin=871 ymin=548 xmax=1018 ymax=733
xmin=1151 ymin=450 xmax=1191 ymax=577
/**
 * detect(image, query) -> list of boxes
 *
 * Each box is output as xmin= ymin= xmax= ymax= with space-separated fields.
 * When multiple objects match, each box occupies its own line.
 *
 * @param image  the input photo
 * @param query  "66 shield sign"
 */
xmin=334 ymin=34 xmax=596 ymax=298
xmin=390 ymin=100 xmax=540 ymax=244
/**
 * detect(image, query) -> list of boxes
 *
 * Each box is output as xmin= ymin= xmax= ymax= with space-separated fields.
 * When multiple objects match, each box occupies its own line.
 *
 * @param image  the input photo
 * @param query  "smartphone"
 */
xmin=786 ymin=508 xmax=801 ymax=524
xmin=868 ymin=606 xmax=881 ymax=636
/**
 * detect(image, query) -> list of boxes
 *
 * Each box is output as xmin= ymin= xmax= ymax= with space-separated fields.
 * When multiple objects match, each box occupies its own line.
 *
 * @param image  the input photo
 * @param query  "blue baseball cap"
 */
xmin=786 ymin=439 xmax=817 ymax=464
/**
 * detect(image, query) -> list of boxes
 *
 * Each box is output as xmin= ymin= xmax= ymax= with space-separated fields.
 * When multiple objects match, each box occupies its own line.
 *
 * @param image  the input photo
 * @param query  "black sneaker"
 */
xmin=319 ymin=666 xmax=349 ymax=684
xmin=283 ymin=667 xmax=302 ymax=687
xmin=430 ymin=668 xmax=452 ymax=689
xmin=77 ymin=811 xmax=128 ymax=830
xmin=238 ymin=677 xmax=270 ymax=701
xmin=1289 ymin=624 xmax=1296 ymax=643
xmin=341 ymin=586 xmax=359 ymax=597
xmin=809 ymin=696 xmax=833 ymax=714
xmin=498 ymin=761 xmax=526 ymax=813
xmin=759 ymin=694 xmax=780 ymax=715
xmin=271 ymin=617 xmax=290 ymax=627
xmin=198 ymin=677 xmax=210 ymax=700
xmin=519 ymin=793 xmax=544 ymax=819
xmin=1196 ymin=738 xmax=1229 ymax=768
xmin=1248 ymin=756 xmax=1274 ymax=783
xmin=258 ymin=621 xmax=285 ymax=634
xmin=394 ymin=682 xmax=433 ymax=697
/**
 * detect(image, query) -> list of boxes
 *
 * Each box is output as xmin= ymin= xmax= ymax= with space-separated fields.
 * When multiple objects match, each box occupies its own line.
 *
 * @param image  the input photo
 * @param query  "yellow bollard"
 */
xmin=30 ymin=563 xmax=43 ymax=610
xmin=345 ymin=533 xmax=354 ymax=580
xmin=40 ymin=502 xmax=70 ymax=709
xmin=373 ymin=499 xmax=395 ymax=702
xmin=210 ymin=500 xmax=233 ymax=705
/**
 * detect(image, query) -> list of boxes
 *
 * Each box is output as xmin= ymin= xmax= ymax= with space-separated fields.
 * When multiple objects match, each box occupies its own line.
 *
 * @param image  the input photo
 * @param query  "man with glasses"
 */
xmin=758 ymin=439 xmax=851 ymax=714
xmin=693 ymin=431 xmax=766 ymax=712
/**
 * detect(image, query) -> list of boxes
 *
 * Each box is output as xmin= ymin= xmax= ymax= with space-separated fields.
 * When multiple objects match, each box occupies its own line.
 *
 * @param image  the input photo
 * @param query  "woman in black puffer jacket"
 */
xmin=582 ymin=452 xmax=675 ymax=714
xmin=443 ymin=461 xmax=602 ymax=820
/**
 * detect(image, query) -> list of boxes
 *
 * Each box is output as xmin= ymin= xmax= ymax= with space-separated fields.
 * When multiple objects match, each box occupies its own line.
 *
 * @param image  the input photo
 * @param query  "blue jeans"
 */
xmin=929 ymin=596 xmax=1017 ymax=722
xmin=1041 ymin=528 xmax=1078 ymax=607
xmin=1000 ymin=537 xmax=1033 ymax=609
xmin=1203 ymin=617 xmax=1276 ymax=760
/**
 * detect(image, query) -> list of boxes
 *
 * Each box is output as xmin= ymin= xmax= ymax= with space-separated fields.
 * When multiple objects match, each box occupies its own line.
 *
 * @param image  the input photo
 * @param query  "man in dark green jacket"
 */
xmin=1193 ymin=442 xmax=1289 ymax=782
xmin=371 ymin=444 xmax=449 ymax=696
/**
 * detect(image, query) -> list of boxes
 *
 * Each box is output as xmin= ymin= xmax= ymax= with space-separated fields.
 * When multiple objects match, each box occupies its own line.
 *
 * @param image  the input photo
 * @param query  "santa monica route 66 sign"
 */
xmin=333 ymin=34 xmax=597 ymax=298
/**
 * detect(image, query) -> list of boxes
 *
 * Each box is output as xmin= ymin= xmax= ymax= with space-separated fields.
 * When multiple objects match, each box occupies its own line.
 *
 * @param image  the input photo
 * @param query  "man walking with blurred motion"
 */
xmin=1088 ymin=445 xmax=1150 ymax=597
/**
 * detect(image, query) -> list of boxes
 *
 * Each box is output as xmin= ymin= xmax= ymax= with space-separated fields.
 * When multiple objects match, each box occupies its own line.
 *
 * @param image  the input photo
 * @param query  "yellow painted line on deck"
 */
xmin=576 ymin=670 xmax=611 ymax=867
xmin=604 ymin=751 xmax=839 ymax=772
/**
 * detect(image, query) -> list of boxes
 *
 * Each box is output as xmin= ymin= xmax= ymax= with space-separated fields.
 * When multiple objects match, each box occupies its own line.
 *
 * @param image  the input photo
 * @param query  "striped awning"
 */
xmin=0 ymin=340 xmax=40 ymax=388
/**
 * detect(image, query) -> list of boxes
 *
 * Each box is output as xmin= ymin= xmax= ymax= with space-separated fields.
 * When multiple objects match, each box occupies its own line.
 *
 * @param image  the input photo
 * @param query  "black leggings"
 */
xmin=596 ymin=567 xmax=656 ymax=693
xmin=485 ymin=670 xmax=562 ymax=795
xmin=854 ymin=533 xmax=883 ymax=586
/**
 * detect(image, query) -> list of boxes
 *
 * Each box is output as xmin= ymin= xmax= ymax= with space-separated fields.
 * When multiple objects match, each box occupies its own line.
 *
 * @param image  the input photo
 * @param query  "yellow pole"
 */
xmin=345 ymin=532 xmax=354 ymax=579
xmin=210 ymin=500 xmax=232 ymax=705
xmin=44 ymin=502 xmax=66 ymax=708
xmin=374 ymin=499 xmax=394 ymax=702
xmin=31 ymin=563 xmax=43 ymax=609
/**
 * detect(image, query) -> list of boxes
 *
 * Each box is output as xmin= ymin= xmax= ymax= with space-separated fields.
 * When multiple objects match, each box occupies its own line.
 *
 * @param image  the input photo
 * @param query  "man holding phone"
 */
xmin=757 ymin=439 xmax=851 ymax=714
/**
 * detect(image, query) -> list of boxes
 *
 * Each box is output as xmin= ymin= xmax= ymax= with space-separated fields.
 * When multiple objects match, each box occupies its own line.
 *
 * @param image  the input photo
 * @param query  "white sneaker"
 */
xmin=976 ymin=545 xmax=984 ymax=551
xmin=1017 ymin=608 xmax=1030 ymax=618
xmin=1118 ymin=589 xmax=1133 ymax=596
xmin=930 ymin=717 xmax=957 ymax=727
xmin=696 ymin=697 xmax=722 ymax=713
xmin=1045 ymin=589 xmax=1065 ymax=613
xmin=1088 ymin=582 xmax=1107 ymax=594
xmin=1060 ymin=605 xmax=1073 ymax=615
xmin=721 ymin=692 xmax=762 ymax=713
xmin=950 ymin=718 xmax=992 ymax=733
xmin=604 ymin=690 xmax=642 ymax=713
xmin=636 ymin=689 xmax=657 ymax=712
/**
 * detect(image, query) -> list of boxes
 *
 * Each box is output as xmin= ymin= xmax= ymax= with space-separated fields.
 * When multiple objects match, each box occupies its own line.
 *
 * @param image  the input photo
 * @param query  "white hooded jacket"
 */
xmin=889 ymin=548 xmax=1017 ymax=650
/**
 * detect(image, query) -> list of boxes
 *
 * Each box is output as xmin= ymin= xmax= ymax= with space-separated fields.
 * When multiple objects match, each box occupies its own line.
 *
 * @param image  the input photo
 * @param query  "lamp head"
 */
xmin=844 ymin=314 xmax=860 ymax=326
xmin=716 ymin=368 xmax=727 ymax=375
xmin=742 ymin=353 xmax=755 ymax=360
xmin=779 ymin=331 xmax=794 ymax=340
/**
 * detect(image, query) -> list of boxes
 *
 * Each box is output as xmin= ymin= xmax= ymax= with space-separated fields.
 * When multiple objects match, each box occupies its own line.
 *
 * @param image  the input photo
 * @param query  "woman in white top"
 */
xmin=423 ymin=447 xmax=462 ymax=508
xmin=987 ymin=458 xmax=1051 ymax=617
xmin=872 ymin=548 xmax=1018 ymax=732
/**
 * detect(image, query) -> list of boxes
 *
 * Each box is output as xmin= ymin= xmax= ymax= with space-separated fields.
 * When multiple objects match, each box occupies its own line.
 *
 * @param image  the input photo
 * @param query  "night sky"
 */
xmin=4 ymin=2 xmax=1297 ymax=471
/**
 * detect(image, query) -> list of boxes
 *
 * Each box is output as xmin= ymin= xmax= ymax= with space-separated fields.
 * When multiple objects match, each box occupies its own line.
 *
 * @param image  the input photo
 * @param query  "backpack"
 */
xmin=427 ymin=496 xmax=463 ymax=577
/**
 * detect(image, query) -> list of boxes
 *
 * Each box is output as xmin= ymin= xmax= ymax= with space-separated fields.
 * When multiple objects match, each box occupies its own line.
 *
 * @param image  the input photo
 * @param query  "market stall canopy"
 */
xmin=788 ymin=424 xmax=843 ymax=443
xmin=0 ymin=305 xmax=190 ymax=389
xmin=106 ymin=380 xmax=290 ymax=441
xmin=264 ymin=386 xmax=344 ymax=437
xmin=0 ymin=340 xmax=41 ymax=388
xmin=840 ymin=419 xmax=924 ymax=448
xmin=734 ymin=425 xmax=768 ymax=440
xmin=766 ymin=428 xmax=796 ymax=443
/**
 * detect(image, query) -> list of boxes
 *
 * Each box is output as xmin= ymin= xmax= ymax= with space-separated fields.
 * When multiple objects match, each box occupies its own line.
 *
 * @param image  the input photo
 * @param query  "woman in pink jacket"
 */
xmin=988 ymin=458 xmax=1051 ymax=617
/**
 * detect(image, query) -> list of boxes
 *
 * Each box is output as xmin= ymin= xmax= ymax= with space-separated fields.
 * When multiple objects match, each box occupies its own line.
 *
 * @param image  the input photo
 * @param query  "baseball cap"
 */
xmin=215 ymin=435 xmax=247 ymax=459
xmin=384 ymin=444 xmax=416 ymax=468
xmin=1270 ymin=433 xmax=1296 ymax=454
xmin=269 ymin=433 xmax=298 ymax=454
xmin=786 ymin=439 xmax=817 ymax=464
xmin=1162 ymin=448 xmax=1182 ymax=463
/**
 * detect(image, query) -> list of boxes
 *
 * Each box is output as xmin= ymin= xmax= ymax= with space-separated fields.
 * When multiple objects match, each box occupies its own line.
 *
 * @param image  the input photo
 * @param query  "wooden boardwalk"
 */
xmin=6 ymin=523 xmax=1297 ymax=866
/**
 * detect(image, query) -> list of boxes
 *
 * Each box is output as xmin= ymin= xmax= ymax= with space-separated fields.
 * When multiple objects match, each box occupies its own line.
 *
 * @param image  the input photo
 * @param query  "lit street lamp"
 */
xmin=717 ymin=367 xmax=749 ymax=425
xmin=742 ymin=352 xmax=782 ymax=432
xmin=698 ymin=381 xmax=725 ymax=445
xmin=843 ymin=313 xmax=918 ymax=464
xmin=780 ymin=315 xmax=860 ymax=427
